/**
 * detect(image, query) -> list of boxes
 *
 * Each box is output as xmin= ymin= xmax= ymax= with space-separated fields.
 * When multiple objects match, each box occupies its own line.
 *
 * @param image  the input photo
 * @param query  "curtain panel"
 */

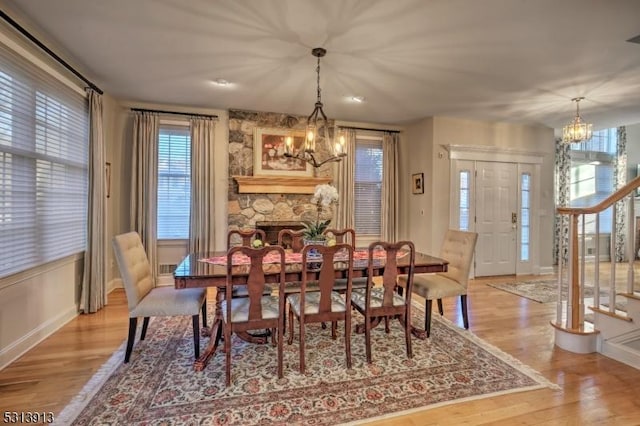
xmin=334 ymin=128 xmax=356 ymax=230
xmin=189 ymin=117 xmax=217 ymax=254
xmin=80 ymin=89 xmax=106 ymax=313
xmin=131 ymin=111 xmax=159 ymax=281
xmin=381 ymin=132 xmax=399 ymax=242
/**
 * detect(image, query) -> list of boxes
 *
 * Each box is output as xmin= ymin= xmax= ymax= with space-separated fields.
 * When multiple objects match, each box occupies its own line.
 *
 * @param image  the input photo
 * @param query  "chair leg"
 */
xmin=461 ymin=295 xmax=469 ymax=329
xmin=201 ymin=299 xmax=207 ymax=328
xmin=331 ymin=321 xmax=337 ymax=340
xmin=287 ymin=305 xmax=295 ymax=345
xmin=192 ymin=315 xmax=200 ymax=359
xmin=364 ymin=314 xmax=372 ymax=364
xmin=384 ymin=316 xmax=390 ymax=334
xmin=345 ymin=312 xmax=352 ymax=369
xmin=404 ymin=311 xmax=413 ymax=359
xmin=224 ymin=321 xmax=232 ymax=387
xmin=125 ymin=317 xmax=137 ymax=363
xmin=277 ymin=320 xmax=284 ymax=379
xmin=425 ymin=300 xmax=432 ymax=338
xmin=140 ymin=317 xmax=150 ymax=340
xmin=299 ymin=319 xmax=306 ymax=374
xmin=437 ymin=299 xmax=444 ymax=315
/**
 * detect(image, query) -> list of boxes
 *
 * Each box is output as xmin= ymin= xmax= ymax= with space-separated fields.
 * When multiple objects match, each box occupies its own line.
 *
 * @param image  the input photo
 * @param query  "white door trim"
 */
xmin=448 ymin=144 xmax=543 ymax=275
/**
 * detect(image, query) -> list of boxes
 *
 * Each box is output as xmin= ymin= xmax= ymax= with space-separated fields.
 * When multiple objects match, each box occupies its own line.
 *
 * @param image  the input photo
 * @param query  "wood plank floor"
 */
xmin=1 ymin=274 xmax=640 ymax=425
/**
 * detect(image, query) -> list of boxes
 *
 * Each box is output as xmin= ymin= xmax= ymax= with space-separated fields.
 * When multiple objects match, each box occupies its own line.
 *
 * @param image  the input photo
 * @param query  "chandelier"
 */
xmin=562 ymin=97 xmax=593 ymax=143
xmin=284 ymin=47 xmax=346 ymax=168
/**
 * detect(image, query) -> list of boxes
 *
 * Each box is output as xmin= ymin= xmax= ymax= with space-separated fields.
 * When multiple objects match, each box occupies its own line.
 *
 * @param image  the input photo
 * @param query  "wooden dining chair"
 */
xmin=397 ymin=229 xmax=477 ymax=337
xmin=324 ymin=228 xmax=356 ymax=247
xmin=277 ymin=228 xmax=305 ymax=252
xmin=227 ymin=228 xmax=266 ymax=249
xmin=222 ymin=245 xmax=286 ymax=386
xmin=350 ymin=241 xmax=415 ymax=363
xmin=286 ymin=243 xmax=354 ymax=374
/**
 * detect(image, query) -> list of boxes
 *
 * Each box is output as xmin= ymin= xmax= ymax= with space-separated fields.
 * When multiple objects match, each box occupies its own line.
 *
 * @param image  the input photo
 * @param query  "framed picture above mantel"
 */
xmin=233 ymin=175 xmax=331 ymax=194
xmin=254 ymin=127 xmax=312 ymax=177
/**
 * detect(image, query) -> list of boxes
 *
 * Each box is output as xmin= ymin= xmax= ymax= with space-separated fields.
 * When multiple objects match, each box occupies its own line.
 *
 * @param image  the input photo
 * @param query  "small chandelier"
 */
xmin=562 ymin=97 xmax=593 ymax=143
xmin=284 ymin=47 xmax=346 ymax=168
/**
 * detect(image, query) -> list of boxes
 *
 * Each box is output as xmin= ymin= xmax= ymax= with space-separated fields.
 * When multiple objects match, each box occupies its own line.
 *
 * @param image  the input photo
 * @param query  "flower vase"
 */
xmin=303 ymin=238 xmax=327 ymax=269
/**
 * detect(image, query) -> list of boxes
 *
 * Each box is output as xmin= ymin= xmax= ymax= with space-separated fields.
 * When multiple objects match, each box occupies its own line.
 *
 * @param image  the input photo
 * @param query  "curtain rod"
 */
xmin=0 ymin=10 xmax=103 ymax=95
xmin=131 ymin=108 xmax=218 ymax=119
xmin=338 ymin=125 xmax=401 ymax=134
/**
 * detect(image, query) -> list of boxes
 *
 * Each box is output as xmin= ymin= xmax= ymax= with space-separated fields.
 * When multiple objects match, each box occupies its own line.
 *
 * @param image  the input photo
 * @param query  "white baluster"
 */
xmin=557 ymin=217 xmax=564 ymax=325
xmin=568 ymin=216 xmax=574 ymax=328
xmin=628 ymin=194 xmax=635 ymax=295
xmin=580 ymin=214 xmax=585 ymax=325
xmin=610 ymin=206 xmax=616 ymax=314
xmin=594 ymin=213 xmax=600 ymax=308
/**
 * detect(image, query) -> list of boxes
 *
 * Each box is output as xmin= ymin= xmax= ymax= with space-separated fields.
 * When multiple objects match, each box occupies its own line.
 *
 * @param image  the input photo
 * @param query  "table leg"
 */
xmin=354 ymin=316 xmax=382 ymax=334
xmin=194 ymin=290 xmax=224 ymax=371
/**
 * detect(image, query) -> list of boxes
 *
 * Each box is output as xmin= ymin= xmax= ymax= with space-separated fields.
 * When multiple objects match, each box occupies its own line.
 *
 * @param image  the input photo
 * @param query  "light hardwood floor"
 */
xmin=1 ymin=275 xmax=640 ymax=425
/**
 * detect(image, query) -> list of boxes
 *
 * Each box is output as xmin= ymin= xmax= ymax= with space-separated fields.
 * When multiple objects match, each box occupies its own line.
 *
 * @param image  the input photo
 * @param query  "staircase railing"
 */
xmin=554 ymin=175 xmax=640 ymax=338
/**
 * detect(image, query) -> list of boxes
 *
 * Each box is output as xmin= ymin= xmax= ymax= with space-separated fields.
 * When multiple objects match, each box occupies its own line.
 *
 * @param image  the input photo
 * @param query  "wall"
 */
xmin=401 ymin=116 xmax=555 ymax=270
xmin=398 ymin=118 xmax=434 ymax=254
xmin=227 ymin=109 xmax=335 ymax=231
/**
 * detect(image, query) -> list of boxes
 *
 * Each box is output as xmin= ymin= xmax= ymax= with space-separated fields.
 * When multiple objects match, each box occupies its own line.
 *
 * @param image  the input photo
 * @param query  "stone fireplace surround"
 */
xmin=228 ymin=109 xmax=336 ymax=233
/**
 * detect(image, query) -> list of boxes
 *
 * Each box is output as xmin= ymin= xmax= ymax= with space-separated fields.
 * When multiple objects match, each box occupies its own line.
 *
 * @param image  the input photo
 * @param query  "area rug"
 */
xmin=55 ymin=305 xmax=558 ymax=425
xmin=486 ymin=279 xmax=564 ymax=303
xmin=487 ymin=279 xmax=630 ymax=309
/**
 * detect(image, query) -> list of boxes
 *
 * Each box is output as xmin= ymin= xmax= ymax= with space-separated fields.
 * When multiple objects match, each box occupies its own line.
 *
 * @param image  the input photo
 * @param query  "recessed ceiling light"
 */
xmin=351 ymin=96 xmax=365 ymax=103
xmin=211 ymin=78 xmax=230 ymax=86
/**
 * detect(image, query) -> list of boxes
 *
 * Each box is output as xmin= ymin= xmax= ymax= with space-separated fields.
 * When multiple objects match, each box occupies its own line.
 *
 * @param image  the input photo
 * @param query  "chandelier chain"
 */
xmin=316 ymin=55 xmax=321 ymax=103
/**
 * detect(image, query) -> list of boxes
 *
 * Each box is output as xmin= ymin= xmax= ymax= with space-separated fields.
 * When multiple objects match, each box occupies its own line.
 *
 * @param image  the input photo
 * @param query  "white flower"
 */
xmin=311 ymin=184 xmax=339 ymax=206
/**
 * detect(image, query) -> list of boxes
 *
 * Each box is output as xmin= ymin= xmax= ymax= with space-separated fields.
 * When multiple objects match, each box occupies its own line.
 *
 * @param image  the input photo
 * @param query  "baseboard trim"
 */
xmin=0 ymin=305 xmax=78 ymax=371
xmin=107 ymin=278 xmax=123 ymax=294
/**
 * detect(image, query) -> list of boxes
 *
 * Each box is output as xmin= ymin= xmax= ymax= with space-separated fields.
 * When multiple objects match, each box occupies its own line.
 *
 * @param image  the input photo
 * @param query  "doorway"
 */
xmin=450 ymin=152 xmax=540 ymax=277
xmin=475 ymin=162 xmax=517 ymax=276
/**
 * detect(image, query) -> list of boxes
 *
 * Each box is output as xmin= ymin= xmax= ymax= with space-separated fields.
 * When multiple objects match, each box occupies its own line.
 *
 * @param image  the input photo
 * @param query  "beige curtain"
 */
xmin=381 ymin=132 xmax=399 ymax=242
xmin=80 ymin=89 xmax=106 ymax=313
xmin=131 ymin=111 xmax=159 ymax=281
xmin=189 ymin=117 xmax=217 ymax=255
xmin=334 ymin=128 xmax=356 ymax=230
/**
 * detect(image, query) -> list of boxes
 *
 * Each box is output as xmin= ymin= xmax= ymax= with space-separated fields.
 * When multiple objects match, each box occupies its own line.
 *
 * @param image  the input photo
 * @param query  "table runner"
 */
xmin=199 ymin=248 xmax=404 ymax=266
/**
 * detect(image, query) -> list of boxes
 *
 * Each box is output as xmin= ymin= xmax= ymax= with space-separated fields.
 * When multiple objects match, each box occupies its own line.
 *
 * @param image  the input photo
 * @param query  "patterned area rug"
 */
xmin=487 ymin=279 xmax=630 ymax=308
xmin=55 ymin=305 xmax=558 ymax=425
xmin=486 ymin=279 xmax=564 ymax=303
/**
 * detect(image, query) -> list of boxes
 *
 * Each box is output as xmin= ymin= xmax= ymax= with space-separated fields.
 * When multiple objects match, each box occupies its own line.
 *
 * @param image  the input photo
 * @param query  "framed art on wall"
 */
xmin=412 ymin=172 xmax=424 ymax=194
xmin=253 ymin=128 xmax=312 ymax=176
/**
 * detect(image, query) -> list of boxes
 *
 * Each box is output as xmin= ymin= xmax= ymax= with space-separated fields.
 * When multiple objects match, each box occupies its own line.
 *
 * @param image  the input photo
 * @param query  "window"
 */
xmin=0 ymin=44 xmax=88 ymax=278
xmin=521 ymin=173 xmax=531 ymax=261
xmin=459 ymin=170 xmax=471 ymax=231
xmin=354 ymin=137 xmax=383 ymax=236
xmin=157 ymin=124 xmax=191 ymax=239
xmin=569 ymin=128 xmax=616 ymax=234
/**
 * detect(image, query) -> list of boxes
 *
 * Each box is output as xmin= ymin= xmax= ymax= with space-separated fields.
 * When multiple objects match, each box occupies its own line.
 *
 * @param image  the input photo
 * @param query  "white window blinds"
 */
xmin=157 ymin=124 xmax=191 ymax=239
xmin=354 ymin=138 xmax=383 ymax=236
xmin=0 ymin=42 xmax=88 ymax=278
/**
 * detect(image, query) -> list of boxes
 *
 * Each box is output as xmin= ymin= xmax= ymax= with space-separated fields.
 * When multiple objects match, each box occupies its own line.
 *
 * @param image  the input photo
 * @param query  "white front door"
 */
xmin=475 ymin=161 xmax=518 ymax=276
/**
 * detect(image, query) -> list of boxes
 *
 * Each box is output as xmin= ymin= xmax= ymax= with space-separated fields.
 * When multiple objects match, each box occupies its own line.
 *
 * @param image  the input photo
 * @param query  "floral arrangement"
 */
xmin=303 ymin=184 xmax=339 ymax=241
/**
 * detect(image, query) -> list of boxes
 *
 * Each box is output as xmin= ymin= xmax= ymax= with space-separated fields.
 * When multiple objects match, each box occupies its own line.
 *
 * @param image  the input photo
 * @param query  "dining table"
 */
xmin=174 ymin=248 xmax=448 ymax=371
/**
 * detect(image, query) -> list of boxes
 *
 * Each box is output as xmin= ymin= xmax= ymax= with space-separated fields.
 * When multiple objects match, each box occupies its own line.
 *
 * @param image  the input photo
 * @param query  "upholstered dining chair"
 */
xmin=324 ymin=228 xmax=356 ymax=247
xmin=112 ymin=232 xmax=207 ymax=363
xmin=277 ymin=228 xmax=305 ymax=253
xmin=397 ymin=229 xmax=477 ymax=337
xmin=286 ymin=243 xmax=354 ymax=374
xmin=350 ymin=241 xmax=415 ymax=363
xmin=222 ymin=245 xmax=286 ymax=386
xmin=227 ymin=228 xmax=266 ymax=249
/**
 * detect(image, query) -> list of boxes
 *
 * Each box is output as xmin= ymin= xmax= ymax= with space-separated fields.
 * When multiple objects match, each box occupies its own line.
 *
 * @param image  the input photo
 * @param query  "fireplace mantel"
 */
xmin=233 ymin=175 xmax=331 ymax=194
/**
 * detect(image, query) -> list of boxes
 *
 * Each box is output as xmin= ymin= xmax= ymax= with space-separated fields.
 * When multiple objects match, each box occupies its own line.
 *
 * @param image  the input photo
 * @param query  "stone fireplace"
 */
xmin=227 ymin=109 xmax=336 ymax=232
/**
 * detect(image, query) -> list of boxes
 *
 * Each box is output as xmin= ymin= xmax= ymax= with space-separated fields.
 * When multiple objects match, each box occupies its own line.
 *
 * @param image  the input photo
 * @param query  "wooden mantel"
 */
xmin=233 ymin=175 xmax=331 ymax=194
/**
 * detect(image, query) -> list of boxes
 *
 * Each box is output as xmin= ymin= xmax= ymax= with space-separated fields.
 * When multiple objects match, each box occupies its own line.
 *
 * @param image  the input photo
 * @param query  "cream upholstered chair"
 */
xmin=398 ymin=230 xmax=477 ymax=337
xmin=113 ymin=232 xmax=207 ymax=363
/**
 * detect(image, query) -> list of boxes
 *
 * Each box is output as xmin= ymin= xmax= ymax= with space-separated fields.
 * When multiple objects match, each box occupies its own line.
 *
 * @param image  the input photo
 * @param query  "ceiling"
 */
xmin=3 ymin=0 xmax=640 ymax=131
